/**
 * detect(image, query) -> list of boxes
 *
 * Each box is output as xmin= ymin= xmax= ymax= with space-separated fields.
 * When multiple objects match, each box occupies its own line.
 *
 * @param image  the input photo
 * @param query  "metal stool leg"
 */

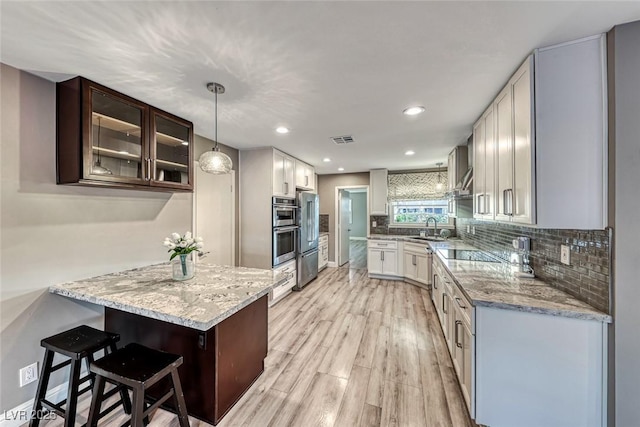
xmin=86 ymin=375 xmax=106 ymax=427
xmin=170 ymin=369 xmax=190 ymax=427
xmin=64 ymin=359 xmax=82 ymax=427
xmin=29 ymin=350 xmax=55 ymax=427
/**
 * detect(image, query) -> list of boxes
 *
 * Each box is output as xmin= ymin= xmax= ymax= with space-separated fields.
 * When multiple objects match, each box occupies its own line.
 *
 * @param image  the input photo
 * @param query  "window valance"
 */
xmin=387 ymin=171 xmax=448 ymax=201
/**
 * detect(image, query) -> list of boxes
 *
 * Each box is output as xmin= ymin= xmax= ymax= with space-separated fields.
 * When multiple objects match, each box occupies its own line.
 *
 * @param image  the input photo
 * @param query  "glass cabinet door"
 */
xmin=151 ymin=110 xmax=193 ymax=190
xmin=88 ymin=88 xmax=147 ymax=183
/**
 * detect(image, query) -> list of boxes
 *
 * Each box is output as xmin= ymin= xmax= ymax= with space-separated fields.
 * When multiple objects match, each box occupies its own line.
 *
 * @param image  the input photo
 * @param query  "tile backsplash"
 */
xmin=456 ymin=218 xmax=610 ymax=314
xmin=319 ymin=214 xmax=329 ymax=233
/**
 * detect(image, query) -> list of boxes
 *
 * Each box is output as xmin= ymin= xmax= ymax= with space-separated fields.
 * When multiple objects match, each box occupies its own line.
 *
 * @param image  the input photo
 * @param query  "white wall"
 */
xmin=350 ymin=192 xmax=367 ymax=238
xmin=0 ymin=65 xmax=192 ymax=411
xmin=611 ymin=21 xmax=640 ymax=427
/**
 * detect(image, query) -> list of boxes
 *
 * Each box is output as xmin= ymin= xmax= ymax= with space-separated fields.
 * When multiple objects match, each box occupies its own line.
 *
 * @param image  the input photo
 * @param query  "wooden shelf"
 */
xmin=92 ymin=146 xmax=141 ymax=161
xmin=156 ymin=159 xmax=188 ymax=171
xmin=157 ymin=131 xmax=188 ymax=147
xmin=92 ymin=112 xmax=141 ymax=136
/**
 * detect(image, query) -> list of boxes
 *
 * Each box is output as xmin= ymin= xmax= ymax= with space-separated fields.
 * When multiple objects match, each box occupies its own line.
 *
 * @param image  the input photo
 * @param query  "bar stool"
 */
xmin=30 ymin=325 xmax=132 ymax=427
xmin=87 ymin=343 xmax=190 ymax=427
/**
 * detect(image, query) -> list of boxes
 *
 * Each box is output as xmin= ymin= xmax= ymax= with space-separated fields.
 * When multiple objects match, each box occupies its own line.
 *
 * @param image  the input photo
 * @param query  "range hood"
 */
xmin=447 ymin=167 xmax=473 ymax=199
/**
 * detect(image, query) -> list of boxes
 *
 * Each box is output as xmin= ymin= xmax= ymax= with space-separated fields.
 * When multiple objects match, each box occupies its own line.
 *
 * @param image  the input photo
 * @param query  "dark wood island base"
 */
xmin=105 ymin=295 xmax=268 ymax=425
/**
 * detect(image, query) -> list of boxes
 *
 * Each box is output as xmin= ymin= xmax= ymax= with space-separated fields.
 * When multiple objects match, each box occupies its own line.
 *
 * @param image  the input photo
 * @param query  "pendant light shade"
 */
xmin=199 ymin=82 xmax=233 ymax=175
xmin=92 ymin=116 xmax=113 ymax=175
xmin=435 ymin=162 xmax=444 ymax=191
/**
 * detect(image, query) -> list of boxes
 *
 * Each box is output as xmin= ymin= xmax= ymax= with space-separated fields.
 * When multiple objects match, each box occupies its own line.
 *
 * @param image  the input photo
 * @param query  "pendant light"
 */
xmin=92 ymin=116 xmax=113 ymax=175
xmin=199 ymin=82 xmax=233 ymax=174
xmin=435 ymin=162 xmax=443 ymax=191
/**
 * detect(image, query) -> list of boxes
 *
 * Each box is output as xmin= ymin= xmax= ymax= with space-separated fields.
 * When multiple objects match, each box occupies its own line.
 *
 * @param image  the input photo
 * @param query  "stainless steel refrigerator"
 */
xmin=295 ymin=191 xmax=319 ymax=290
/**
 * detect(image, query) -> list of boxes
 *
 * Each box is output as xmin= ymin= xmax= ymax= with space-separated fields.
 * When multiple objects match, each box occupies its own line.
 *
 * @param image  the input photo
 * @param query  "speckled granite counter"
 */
xmin=50 ymin=262 xmax=285 ymax=331
xmin=428 ymin=240 xmax=611 ymax=322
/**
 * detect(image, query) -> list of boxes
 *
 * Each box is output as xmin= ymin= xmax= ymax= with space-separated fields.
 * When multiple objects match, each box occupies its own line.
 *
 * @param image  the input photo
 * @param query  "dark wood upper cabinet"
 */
xmin=57 ymin=77 xmax=194 ymax=191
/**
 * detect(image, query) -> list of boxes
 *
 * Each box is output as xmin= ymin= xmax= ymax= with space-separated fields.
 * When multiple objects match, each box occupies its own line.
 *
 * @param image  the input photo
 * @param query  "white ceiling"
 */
xmin=2 ymin=1 xmax=640 ymax=175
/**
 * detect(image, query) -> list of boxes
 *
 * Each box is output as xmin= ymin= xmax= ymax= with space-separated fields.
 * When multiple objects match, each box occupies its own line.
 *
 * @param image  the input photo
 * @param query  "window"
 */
xmin=390 ymin=199 xmax=453 ymax=227
xmin=386 ymin=170 xmax=452 ymax=227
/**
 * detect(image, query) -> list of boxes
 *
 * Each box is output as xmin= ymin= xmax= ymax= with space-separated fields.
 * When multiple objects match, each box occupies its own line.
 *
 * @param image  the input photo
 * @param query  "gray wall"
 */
xmin=193 ymin=136 xmax=240 ymax=265
xmin=610 ymin=21 xmax=640 ymax=426
xmin=0 ymin=65 xmax=191 ymax=411
xmin=317 ymin=173 xmax=369 ymax=262
xmin=350 ymin=192 xmax=367 ymax=238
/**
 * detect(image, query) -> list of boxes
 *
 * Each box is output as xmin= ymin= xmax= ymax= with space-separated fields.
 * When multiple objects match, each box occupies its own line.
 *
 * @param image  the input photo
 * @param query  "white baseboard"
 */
xmin=328 ymin=261 xmax=338 ymax=268
xmin=349 ymin=236 xmax=367 ymax=241
xmin=1 ymin=382 xmax=68 ymax=427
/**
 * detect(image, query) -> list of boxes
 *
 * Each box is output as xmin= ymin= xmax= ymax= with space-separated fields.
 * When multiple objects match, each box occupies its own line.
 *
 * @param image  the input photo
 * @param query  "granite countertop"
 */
xmin=50 ymin=263 xmax=285 ymax=331
xmin=428 ymin=240 xmax=611 ymax=323
xmin=368 ymin=234 xmax=451 ymax=244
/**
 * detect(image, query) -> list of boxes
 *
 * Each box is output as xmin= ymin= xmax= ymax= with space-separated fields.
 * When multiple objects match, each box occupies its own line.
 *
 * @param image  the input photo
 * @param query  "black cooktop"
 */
xmin=437 ymin=249 xmax=500 ymax=263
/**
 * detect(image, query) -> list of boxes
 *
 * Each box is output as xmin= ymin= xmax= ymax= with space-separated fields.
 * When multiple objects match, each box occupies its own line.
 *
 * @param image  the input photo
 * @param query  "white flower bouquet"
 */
xmin=163 ymin=232 xmax=203 ymax=279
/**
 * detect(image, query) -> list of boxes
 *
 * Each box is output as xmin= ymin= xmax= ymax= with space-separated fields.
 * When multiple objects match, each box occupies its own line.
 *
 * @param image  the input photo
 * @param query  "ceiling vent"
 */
xmin=330 ymin=135 xmax=355 ymax=145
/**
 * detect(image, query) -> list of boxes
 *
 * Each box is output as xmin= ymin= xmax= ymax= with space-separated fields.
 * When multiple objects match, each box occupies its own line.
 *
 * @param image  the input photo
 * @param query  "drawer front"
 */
xmin=452 ymin=286 xmax=473 ymax=326
xmin=404 ymin=242 xmax=428 ymax=253
xmin=368 ymin=240 xmax=398 ymax=249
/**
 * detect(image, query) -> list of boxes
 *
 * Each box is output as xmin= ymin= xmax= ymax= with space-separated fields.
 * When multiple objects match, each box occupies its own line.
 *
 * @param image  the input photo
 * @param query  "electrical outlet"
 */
xmin=19 ymin=362 xmax=38 ymax=387
xmin=561 ymin=245 xmax=571 ymax=265
xmin=372 ymin=221 xmax=377 ymax=228
xmin=466 ymin=225 xmax=470 ymax=233
xmin=472 ymin=226 xmax=476 ymax=235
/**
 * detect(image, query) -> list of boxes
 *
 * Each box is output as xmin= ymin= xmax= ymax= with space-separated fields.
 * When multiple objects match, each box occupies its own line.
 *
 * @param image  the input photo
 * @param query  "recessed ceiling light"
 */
xmin=181 ymin=141 xmax=189 ymax=146
xmin=323 ymin=158 xmax=331 ymax=162
xmin=405 ymin=150 xmax=415 ymax=156
xmin=276 ymin=126 xmax=290 ymax=134
xmin=403 ymin=106 xmax=425 ymax=116
xmin=338 ymin=167 xmax=344 ymax=171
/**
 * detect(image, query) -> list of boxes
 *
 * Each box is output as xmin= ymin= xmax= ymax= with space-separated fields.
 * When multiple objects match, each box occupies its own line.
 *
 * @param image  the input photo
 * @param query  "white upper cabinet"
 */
xmin=474 ymin=34 xmax=607 ymax=229
xmin=273 ymin=149 xmax=295 ymax=197
xmin=370 ymin=169 xmax=388 ymax=215
xmin=473 ymin=105 xmax=495 ymax=220
xmin=295 ymin=159 xmax=315 ymax=191
xmin=534 ymin=35 xmax=607 ymax=229
xmin=511 ymin=57 xmax=535 ymax=225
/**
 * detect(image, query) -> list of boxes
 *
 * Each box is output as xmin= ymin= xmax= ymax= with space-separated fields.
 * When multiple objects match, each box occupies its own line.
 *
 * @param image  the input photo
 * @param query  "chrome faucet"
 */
xmin=426 ymin=217 xmax=438 ymax=238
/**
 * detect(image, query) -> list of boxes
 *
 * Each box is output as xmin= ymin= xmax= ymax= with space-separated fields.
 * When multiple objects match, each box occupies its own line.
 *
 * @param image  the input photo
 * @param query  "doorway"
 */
xmin=335 ymin=186 xmax=369 ymax=269
xmin=193 ymin=164 xmax=235 ymax=266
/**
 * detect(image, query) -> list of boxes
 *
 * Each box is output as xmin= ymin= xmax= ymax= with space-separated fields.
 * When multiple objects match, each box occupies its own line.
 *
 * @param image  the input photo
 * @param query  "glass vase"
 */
xmin=172 ymin=254 xmax=194 ymax=281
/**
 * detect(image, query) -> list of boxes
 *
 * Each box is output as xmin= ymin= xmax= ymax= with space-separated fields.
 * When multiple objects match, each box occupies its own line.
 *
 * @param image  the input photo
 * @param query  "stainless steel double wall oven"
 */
xmin=272 ymin=197 xmax=297 ymax=266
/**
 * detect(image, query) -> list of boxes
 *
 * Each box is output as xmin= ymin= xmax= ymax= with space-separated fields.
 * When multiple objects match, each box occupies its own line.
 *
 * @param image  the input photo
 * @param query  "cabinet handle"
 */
xmin=433 ymin=275 xmax=437 ymax=289
xmin=476 ymin=194 xmax=483 ymax=214
xmin=442 ymin=293 xmax=447 ymax=314
xmin=455 ymin=297 xmax=467 ymax=309
xmin=146 ymin=158 xmax=151 ymax=181
xmin=305 ymin=175 xmax=309 ymax=187
xmin=284 ymin=182 xmax=289 ymax=194
xmin=151 ymin=159 xmax=156 ymax=181
xmin=484 ymin=194 xmax=490 ymax=214
xmin=412 ymin=254 xmax=416 ymax=266
xmin=381 ymin=251 xmax=385 ymax=262
xmin=455 ymin=320 xmax=462 ymax=348
xmin=377 ymin=243 xmax=388 ymax=246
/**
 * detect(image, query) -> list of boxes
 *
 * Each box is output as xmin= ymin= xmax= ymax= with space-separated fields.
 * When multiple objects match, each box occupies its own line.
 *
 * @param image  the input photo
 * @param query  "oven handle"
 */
xmin=274 ymin=226 xmax=299 ymax=233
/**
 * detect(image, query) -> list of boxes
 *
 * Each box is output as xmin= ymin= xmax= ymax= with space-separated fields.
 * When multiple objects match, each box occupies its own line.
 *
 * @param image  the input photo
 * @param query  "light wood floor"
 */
xmin=348 ymin=240 xmax=367 ymax=270
xmin=35 ymin=265 xmax=475 ymax=427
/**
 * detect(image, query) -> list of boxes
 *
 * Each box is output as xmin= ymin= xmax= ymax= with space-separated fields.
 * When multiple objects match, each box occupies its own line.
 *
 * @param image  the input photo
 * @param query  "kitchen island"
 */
xmin=50 ymin=262 xmax=285 ymax=425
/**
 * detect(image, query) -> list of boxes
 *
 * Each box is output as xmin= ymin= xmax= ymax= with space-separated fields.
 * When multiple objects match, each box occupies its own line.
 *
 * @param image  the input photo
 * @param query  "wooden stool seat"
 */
xmin=30 ymin=325 xmax=131 ymax=427
xmin=87 ymin=343 xmax=190 ymax=427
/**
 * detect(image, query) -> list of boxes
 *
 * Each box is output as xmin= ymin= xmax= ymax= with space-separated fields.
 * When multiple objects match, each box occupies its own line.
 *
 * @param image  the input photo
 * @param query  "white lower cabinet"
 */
xmin=403 ymin=242 xmax=432 ymax=286
xmin=318 ymin=235 xmax=329 ymax=271
xmin=367 ymin=239 xmax=400 ymax=276
xmin=431 ymin=256 xmax=607 ymax=427
xmin=270 ymin=259 xmax=296 ymax=306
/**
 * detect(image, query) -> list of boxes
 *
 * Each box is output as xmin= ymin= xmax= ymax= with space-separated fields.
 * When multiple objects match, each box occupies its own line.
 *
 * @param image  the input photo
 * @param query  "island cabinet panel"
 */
xmin=105 ymin=294 xmax=268 ymax=425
